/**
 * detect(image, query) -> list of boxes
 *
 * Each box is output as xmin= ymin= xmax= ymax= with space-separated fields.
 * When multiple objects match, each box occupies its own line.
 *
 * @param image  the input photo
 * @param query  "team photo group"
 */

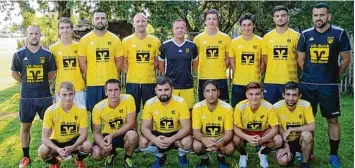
xmin=11 ymin=2 xmax=351 ymax=168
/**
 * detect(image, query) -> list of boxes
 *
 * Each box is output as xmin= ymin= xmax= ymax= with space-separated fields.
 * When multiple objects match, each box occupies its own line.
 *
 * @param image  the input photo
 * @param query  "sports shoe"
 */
xmin=19 ymin=157 xmax=30 ymax=168
xmin=124 ymin=157 xmax=136 ymax=168
xmin=75 ymin=160 xmax=86 ymax=168
xmin=258 ymin=146 xmax=269 ymax=168
xmin=105 ymin=150 xmax=117 ymax=167
xmin=296 ymin=152 xmax=303 ymax=163
xmin=196 ymin=158 xmax=209 ymax=168
xmin=49 ymin=159 xmax=61 ymax=168
xmin=151 ymin=155 xmax=166 ymax=168
xmin=238 ymin=155 xmax=248 ymax=168
xmin=300 ymin=162 xmax=309 ymax=168
xmin=329 ymin=155 xmax=341 ymax=168
xmin=178 ymin=155 xmax=188 ymax=167
xmin=218 ymin=162 xmax=229 ymax=168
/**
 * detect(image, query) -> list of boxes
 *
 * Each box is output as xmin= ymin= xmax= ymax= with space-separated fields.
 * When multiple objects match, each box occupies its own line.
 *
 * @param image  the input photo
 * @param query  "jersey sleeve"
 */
xmin=192 ymin=43 xmax=198 ymax=61
xmin=297 ymin=33 xmax=306 ymax=52
xmin=261 ymin=35 xmax=268 ymax=55
xmin=11 ymin=53 xmax=21 ymax=72
xmin=79 ymin=108 xmax=89 ymax=128
xmin=304 ymin=105 xmax=315 ymax=124
xmin=127 ymin=95 xmax=136 ymax=114
xmin=43 ymin=109 xmax=53 ymax=129
xmin=179 ymin=100 xmax=190 ymax=120
xmin=158 ymin=43 xmax=166 ymax=61
xmin=267 ymin=109 xmax=279 ymax=127
xmin=155 ymin=39 xmax=161 ymax=58
xmin=229 ymin=40 xmax=236 ymax=58
xmin=115 ymin=38 xmax=125 ymax=57
xmin=78 ymin=37 xmax=88 ymax=57
xmin=224 ymin=108 xmax=233 ymax=130
xmin=142 ymin=103 xmax=153 ymax=120
xmin=48 ymin=53 xmax=57 ymax=72
xmin=233 ymin=106 xmax=243 ymax=128
xmin=225 ymin=36 xmax=232 ymax=55
xmin=92 ymin=106 xmax=101 ymax=125
xmin=192 ymin=106 xmax=202 ymax=129
xmin=339 ymin=31 xmax=351 ymax=52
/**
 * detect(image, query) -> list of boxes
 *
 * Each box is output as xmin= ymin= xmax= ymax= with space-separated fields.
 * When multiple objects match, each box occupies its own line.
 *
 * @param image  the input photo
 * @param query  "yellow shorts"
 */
xmin=173 ymin=88 xmax=194 ymax=109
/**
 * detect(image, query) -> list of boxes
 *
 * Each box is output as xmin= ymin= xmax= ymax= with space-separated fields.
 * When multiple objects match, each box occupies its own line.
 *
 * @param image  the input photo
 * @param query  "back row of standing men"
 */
xmin=12 ymin=3 xmax=350 ymax=168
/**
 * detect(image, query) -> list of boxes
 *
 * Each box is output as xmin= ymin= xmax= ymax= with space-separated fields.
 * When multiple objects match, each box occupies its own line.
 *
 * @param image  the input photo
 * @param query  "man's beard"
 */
xmin=315 ymin=20 xmax=327 ymax=28
xmin=158 ymin=95 xmax=171 ymax=102
xmin=95 ymin=24 xmax=107 ymax=30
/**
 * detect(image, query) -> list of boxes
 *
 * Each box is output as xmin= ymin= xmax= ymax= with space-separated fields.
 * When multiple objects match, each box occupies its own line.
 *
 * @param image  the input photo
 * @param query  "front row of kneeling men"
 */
xmin=39 ymin=77 xmax=315 ymax=168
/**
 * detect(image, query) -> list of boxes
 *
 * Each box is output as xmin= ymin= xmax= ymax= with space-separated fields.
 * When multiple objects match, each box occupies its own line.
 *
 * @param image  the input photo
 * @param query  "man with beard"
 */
xmin=50 ymin=17 xmax=86 ymax=106
xmin=274 ymin=82 xmax=315 ymax=168
xmin=158 ymin=19 xmax=198 ymax=111
xmin=233 ymin=82 xmax=282 ymax=168
xmin=139 ymin=77 xmax=192 ymax=168
xmin=297 ymin=3 xmax=351 ymax=168
xmin=123 ymin=13 xmax=161 ymax=116
xmin=192 ymin=80 xmax=234 ymax=168
xmin=11 ymin=25 xmax=57 ymax=168
xmin=78 ymin=9 xmax=124 ymax=112
xmin=91 ymin=79 xmax=138 ymax=168
xmin=262 ymin=5 xmax=300 ymax=104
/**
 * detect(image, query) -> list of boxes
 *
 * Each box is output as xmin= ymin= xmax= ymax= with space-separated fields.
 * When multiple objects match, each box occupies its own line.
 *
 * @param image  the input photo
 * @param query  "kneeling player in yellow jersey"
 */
xmin=139 ymin=77 xmax=192 ymax=168
xmin=39 ymin=82 xmax=91 ymax=168
xmin=192 ymin=80 xmax=234 ymax=168
xmin=274 ymin=82 xmax=315 ymax=168
xmin=91 ymin=79 xmax=138 ymax=168
xmin=233 ymin=82 xmax=282 ymax=168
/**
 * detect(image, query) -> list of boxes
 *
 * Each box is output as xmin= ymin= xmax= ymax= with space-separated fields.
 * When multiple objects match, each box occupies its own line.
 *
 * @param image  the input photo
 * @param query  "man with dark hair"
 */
xmin=262 ymin=5 xmax=300 ymax=104
xmin=274 ymin=81 xmax=315 ymax=168
xmin=39 ymin=81 xmax=91 ymax=168
xmin=78 ymin=10 xmax=124 ymax=112
xmin=158 ymin=19 xmax=198 ymax=111
xmin=194 ymin=9 xmax=232 ymax=103
xmin=229 ymin=13 xmax=263 ymax=107
xmin=192 ymin=80 xmax=234 ymax=168
xmin=50 ymin=17 xmax=86 ymax=106
xmin=91 ymin=79 xmax=138 ymax=168
xmin=297 ymin=3 xmax=351 ymax=168
xmin=139 ymin=76 xmax=192 ymax=168
xmin=233 ymin=81 xmax=282 ymax=168
xmin=11 ymin=25 xmax=57 ymax=167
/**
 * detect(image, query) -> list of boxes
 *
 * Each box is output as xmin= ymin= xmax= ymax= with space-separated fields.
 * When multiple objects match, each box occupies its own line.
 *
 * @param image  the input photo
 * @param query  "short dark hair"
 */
xmin=283 ymin=81 xmax=300 ymax=94
xmin=273 ymin=5 xmax=289 ymax=14
xmin=156 ymin=76 xmax=173 ymax=87
xmin=105 ymin=79 xmax=121 ymax=90
xmin=172 ymin=18 xmax=186 ymax=27
xmin=202 ymin=80 xmax=219 ymax=92
xmin=246 ymin=81 xmax=263 ymax=92
xmin=58 ymin=17 xmax=73 ymax=29
xmin=238 ymin=13 xmax=256 ymax=25
xmin=203 ymin=9 xmax=220 ymax=22
xmin=313 ymin=3 xmax=329 ymax=11
xmin=93 ymin=8 xmax=107 ymax=16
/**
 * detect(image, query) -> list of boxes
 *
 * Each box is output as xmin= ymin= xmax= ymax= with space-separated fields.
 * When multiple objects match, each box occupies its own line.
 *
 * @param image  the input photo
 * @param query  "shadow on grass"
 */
xmin=0 ymin=84 xmax=20 ymax=114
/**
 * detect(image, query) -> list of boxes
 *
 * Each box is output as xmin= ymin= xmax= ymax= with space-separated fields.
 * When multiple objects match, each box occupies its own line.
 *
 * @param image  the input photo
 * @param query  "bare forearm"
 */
xmin=42 ymin=137 xmax=59 ymax=151
xmin=234 ymin=127 xmax=250 ymax=141
xmin=142 ymin=127 xmax=157 ymax=142
xmin=222 ymin=131 xmax=232 ymax=145
xmin=111 ymin=123 xmax=134 ymax=138
xmin=170 ymin=128 xmax=190 ymax=142
xmin=261 ymin=127 xmax=277 ymax=143
xmin=339 ymin=62 xmax=350 ymax=76
xmin=72 ymin=133 xmax=87 ymax=148
xmin=11 ymin=72 xmax=22 ymax=82
xmin=193 ymin=130 xmax=206 ymax=142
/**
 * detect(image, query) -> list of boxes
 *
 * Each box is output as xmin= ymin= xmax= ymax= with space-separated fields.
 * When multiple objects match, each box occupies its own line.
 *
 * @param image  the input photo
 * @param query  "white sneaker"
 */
xmin=259 ymin=153 xmax=269 ymax=168
xmin=238 ymin=155 xmax=248 ymax=168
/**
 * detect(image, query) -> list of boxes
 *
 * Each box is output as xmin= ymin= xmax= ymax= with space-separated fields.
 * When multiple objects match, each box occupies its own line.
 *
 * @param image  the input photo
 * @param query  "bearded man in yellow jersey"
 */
xmin=139 ymin=77 xmax=192 ymax=168
xmin=91 ymin=79 xmax=138 ymax=168
xmin=50 ymin=17 xmax=86 ymax=106
xmin=192 ymin=80 xmax=234 ymax=168
xmin=123 ymin=13 xmax=161 ymax=115
xmin=262 ymin=5 xmax=300 ymax=104
xmin=233 ymin=82 xmax=282 ymax=168
xmin=193 ymin=9 xmax=232 ymax=103
xmin=78 ymin=9 xmax=124 ymax=112
xmin=229 ymin=13 xmax=264 ymax=108
xmin=39 ymin=82 xmax=91 ymax=168
xmin=274 ymin=82 xmax=315 ymax=168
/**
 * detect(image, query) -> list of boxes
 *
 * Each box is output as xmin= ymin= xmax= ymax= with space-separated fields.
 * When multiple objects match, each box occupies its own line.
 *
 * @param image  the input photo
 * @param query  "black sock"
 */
xmin=217 ymin=155 xmax=226 ymax=164
xmin=22 ymin=147 xmax=30 ymax=158
xmin=124 ymin=153 xmax=132 ymax=160
xmin=329 ymin=139 xmax=340 ymax=155
xmin=76 ymin=151 xmax=90 ymax=161
xmin=260 ymin=147 xmax=272 ymax=154
xmin=240 ymin=148 xmax=247 ymax=155
xmin=44 ymin=156 xmax=58 ymax=164
xmin=200 ymin=158 xmax=209 ymax=165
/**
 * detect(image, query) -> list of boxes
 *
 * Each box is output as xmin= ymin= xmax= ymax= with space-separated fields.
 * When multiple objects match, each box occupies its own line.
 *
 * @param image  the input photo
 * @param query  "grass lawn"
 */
xmin=0 ymin=84 xmax=353 ymax=168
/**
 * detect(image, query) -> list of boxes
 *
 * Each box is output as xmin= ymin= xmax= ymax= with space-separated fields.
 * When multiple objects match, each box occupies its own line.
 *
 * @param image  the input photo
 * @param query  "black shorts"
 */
xmin=19 ymin=97 xmax=52 ymax=123
xmin=231 ymin=84 xmax=247 ymax=108
xmin=126 ymin=83 xmax=155 ymax=113
xmin=263 ymin=83 xmax=284 ymax=104
xmin=299 ymin=83 xmax=340 ymax=118
xmin=102 ymin=129 xmax=138 ymax=149
xmin=86 ymin=86 xmax=106 ymax=112
xmin=287 ymin=137 xmax=302 ymax=165
xmin=52 ymin=136 xmax=80 ymax=149
xmin=198 ymin=79 xmax=229 ymax=103
xmin=152 ymin=131 xmax=178 ymax=152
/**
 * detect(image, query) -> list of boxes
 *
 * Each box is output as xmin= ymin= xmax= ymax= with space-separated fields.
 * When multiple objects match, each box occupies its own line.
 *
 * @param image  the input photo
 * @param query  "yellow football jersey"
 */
xmin=123 ymin=34 xmax=161 ymax=83
xmin=193 ymin=31 xmax=232 ymax=79
xmin=142 ymin=95 xmax=190 ymax=133
xmin=192 ymin=100 xmax=233 ymax=139
xmin=230 ymin=35 xmax=263 ymax=85
xmin=234 ymin=99 xmax=279 ymax=132
xmin=262 ymin=28 xmax=300 ymax=84
xmin=78 ymin=31 xmax=124 ymax=86
xmin=43 ymin=102 xmax=88 ymax=143
xmin=92 ymin=94 xmax=136 ymax=134
xmin=273 ymin=99 xmax=315 ymax=141
xmin=49 ymin=41 xmax=85 ymax=93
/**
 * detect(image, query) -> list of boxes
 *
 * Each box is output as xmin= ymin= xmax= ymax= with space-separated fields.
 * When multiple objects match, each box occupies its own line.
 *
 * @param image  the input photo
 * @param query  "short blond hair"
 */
xmin=59 ymin=81 xmax=75 ymax=92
